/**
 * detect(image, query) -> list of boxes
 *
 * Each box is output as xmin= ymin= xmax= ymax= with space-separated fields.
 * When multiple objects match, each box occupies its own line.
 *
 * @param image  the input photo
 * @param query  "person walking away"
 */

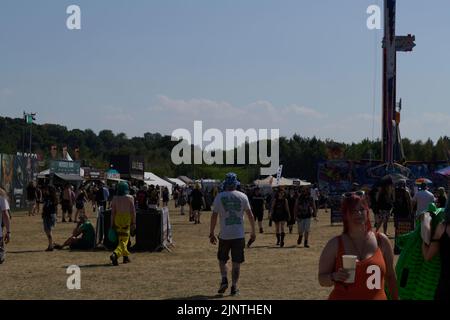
xmin=0 ymin=187 xmax=11 ymax=264
xmin=147 ymin=185 xmax=159 ymax=209
xmin=179 ymin=187 xmax=187 ymax=215
xmin=310 ymin=184 xmax=320 ymax=221
xmin=42 ymin=185 xmax=58 ymax=251
xmin=294 ymin=187 xmax=315 ymax=248
xmin=190 ymin=183 xmax=205 ymax=224
xmin=270 ymin=188 xmax=291 ymax=247
xmin=162 ymin=186 xmax=170 ymax=207
xmin=74 ymin=186 xmax=88 ymax=223
xmin=61 ymin=184 xmax=75 ymax=222
xmin=209 ymin=173 xmax=256 ymax=296
xmin=287 ymin=188 xmax=298 ymax=234
xmin=265 ymin=192 xmax=273 ymax=227
xmin=436 ymin=187 xmax=447 ymax=209
xmin=110 ymin=182 xmax=136 ymax=266
xmin=422 ymin=193 xmax=450 ymax=301
xmin=35 ymin=185 xmax=43 ymax=217
xmin=26 ymin=181 xmax=37 ymax=216
xmin=136 ymin=185 xmax=149 ymax=211
xmin=376 ymin=180 xmax=394 ymax=236
xmin=412 ymin=183 xmax=435 ymax=228
xmin=318 ymin=193 xmax=398 ymax=300
xmin=250 ymin=187 xmax=265 ymax=234
xmin=173 ymin=187 xmax=179 ymax=208
xmin=392 ymin=180 xmax=413 ymax=253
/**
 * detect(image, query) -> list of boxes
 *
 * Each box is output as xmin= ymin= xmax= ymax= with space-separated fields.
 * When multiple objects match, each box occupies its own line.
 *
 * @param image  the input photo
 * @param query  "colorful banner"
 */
xmin=162 ymin=207 xmax=173 ymax=249
xmin=1 ymin=154 xmax=14 ymax=201
xmin=12 ymin=155 xmax=27 ymax=209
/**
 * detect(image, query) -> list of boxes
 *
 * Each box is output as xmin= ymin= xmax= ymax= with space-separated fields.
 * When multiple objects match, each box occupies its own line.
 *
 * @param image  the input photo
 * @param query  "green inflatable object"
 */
xmin=395 ymin=203 xmax=445 ymax=300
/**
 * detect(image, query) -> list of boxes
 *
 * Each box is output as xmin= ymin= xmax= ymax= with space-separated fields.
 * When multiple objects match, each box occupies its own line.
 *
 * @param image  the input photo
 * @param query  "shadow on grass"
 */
xmin=8 ymin=249 xmax=45 ymax=254
xmin=246 ymin=245 xmax=271 ymax=249
xmin=266 ymin=245 xmax=298 ymax=249
xmin=166 ymin=294 xmax=227 ymax=300
xmin=62 ymin=263 xmax=114 ymax=269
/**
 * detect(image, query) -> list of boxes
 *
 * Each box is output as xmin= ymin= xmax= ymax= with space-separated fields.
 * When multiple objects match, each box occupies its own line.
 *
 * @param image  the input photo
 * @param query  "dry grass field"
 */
xmin=0 ymin=201 xmax=397 ymax=300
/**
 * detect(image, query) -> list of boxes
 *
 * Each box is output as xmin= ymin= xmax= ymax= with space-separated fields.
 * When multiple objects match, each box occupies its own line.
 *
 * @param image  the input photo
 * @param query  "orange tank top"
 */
xmin=328 ymin=233 xmax=387 ymax=300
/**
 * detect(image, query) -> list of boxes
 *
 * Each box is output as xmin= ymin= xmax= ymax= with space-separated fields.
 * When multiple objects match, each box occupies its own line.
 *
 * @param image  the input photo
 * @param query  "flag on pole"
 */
xmin=276 ymin=165 xmax=283 ymax=186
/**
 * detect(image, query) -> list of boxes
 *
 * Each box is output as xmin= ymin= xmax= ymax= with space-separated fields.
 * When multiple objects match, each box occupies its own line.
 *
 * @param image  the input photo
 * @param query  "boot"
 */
xmin=289 ymin=225 xmax=293 ymax=234
xmin=280 ymin=232 xmax=285 ymax=247
xmin=276 ymin=233 xmax=280 ymax=245
xmin=297 ymin=235 xmax=303 ymax=245
xmin=304 ymin=239 xmax=309 ymax=248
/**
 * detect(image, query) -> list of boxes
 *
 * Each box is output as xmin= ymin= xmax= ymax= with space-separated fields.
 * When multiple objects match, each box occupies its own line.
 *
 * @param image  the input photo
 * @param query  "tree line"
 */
xmin=0 ymin=116 xmax=449 ymax=183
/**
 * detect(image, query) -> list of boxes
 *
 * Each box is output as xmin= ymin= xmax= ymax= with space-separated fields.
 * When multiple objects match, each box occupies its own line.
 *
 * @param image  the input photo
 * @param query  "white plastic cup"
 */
xmin=342 ymin=255 xmax=357 ymax=283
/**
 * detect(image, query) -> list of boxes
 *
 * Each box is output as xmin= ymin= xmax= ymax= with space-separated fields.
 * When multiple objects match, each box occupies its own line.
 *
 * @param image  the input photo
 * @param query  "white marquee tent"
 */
xmin=144 ymin=172 xmax=173 ymax=195
xmin=166 ymin=177 xmax=186 ymax=187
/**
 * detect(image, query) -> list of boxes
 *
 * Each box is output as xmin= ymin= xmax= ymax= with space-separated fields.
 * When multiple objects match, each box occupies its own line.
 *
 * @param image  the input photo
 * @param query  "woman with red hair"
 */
xmin=318 ymin=194 xmax=398 ymax=300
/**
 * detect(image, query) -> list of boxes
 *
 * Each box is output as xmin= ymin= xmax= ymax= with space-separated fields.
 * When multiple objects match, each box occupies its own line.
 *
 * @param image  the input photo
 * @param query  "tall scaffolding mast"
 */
xmin=382 ymin=0 xmax=416 ymax=168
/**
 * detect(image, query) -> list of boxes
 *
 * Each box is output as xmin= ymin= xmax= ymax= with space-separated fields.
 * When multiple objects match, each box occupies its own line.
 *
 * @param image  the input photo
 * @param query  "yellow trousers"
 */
xmin=113 ymin=212 xmax=131 ymax=258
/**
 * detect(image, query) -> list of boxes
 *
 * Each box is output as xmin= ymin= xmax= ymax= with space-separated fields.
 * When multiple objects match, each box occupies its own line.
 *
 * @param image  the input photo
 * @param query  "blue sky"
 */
xmin=0 ymin=0 xmax=449 ymax=143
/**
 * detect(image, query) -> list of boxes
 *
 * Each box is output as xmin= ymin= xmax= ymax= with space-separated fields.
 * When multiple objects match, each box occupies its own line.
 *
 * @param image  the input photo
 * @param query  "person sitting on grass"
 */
xmin=54 ymin=214 xmax=96 ymax=250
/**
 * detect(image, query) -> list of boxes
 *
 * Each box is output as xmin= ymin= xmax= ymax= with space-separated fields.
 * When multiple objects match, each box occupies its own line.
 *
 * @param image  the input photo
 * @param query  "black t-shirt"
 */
xmin=250 ymin=195 xmax=265 ymax=213
xmin=95 ymin=188 xmax=105 ymax=203
xmin=296 ymin=195 xmax=313 ymax=219
xmin=43 ymin=196 xmax=57 ymax=216
xmin=377 ymin=191 xmax=394 ymax=211
xmin=162 ymin=190 xmax=170 ymax=202
xmin=27 ymin=186 xmax=36 ymax=201
xmin=191 ymin=189 xmax=204 ymax=207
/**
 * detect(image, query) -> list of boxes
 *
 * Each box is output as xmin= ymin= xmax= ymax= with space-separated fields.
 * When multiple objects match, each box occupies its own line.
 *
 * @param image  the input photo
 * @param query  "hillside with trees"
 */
xmin=1 ymin=116 xmax=449 ymax=183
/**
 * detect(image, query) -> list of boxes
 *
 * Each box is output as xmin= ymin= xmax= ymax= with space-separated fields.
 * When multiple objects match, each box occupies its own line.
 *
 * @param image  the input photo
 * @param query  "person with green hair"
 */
xmin=110 ymin=181 xmax=136 ymax=266
xmin=395 ymin=199 xmax=446 ymax=300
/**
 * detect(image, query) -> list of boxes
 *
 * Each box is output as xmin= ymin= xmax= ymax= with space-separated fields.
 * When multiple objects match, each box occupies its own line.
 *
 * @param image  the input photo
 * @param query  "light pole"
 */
xmin=23 ymin=111 xmax=36 ymax=179
xmin=23 ymin=111 xmax=36 ymax=156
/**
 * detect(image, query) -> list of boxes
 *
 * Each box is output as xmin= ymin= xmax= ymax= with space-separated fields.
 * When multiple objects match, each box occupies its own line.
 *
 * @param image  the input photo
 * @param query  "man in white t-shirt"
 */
xmin=0 ymin=190 xmax=12 ymax=264
xmin=210 ymin=173 xmax=256 ymax=296
xmin=412 ymin=183 xmax=435 ymax=227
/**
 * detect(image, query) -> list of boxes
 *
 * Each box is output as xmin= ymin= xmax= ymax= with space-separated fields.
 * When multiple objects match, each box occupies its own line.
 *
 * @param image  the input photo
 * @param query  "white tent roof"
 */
xmin=254 ymin=176 xmax=294 ymax=187
xmin=254 ymin=176 xmax=311 ymax=187
xmin=38 ymin=168 xmax=85 ymax=178
xmin=144 ymin=172 xmax=173 ymax=194
xmin=167 ymin=178 xmax=186 ymax=186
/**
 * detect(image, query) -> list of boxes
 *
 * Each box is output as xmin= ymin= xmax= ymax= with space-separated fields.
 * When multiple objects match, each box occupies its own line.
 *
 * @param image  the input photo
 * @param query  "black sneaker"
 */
xmin=218 ymin=279 xmax=228 ymax=294
xmin=259 ymin=228 xmax=264 ymax=234
xmin=123 ymin=256 xmax=131 ymax=264
xmin=247 ymin=238 xmax=255 ymax=248
xmin=110 ymin=253 xmax=119 ymax=266
xmin=230 ymin=286 xmax=239 ymax=296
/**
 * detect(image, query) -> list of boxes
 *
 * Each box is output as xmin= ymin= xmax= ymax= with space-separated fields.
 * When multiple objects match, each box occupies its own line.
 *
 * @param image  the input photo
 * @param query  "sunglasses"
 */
xmin=343 ymin=190 xmax=365 ymax=198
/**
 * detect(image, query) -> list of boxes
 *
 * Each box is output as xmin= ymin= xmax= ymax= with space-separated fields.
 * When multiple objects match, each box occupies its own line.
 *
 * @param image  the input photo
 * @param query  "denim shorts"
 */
xmin=297 ymin=218 xmax=311 ymax=234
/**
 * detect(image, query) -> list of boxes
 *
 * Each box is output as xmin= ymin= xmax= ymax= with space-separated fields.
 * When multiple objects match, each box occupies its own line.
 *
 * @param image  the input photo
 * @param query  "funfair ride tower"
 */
xmin=382 ymin=0 xmax=415 ymax=169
